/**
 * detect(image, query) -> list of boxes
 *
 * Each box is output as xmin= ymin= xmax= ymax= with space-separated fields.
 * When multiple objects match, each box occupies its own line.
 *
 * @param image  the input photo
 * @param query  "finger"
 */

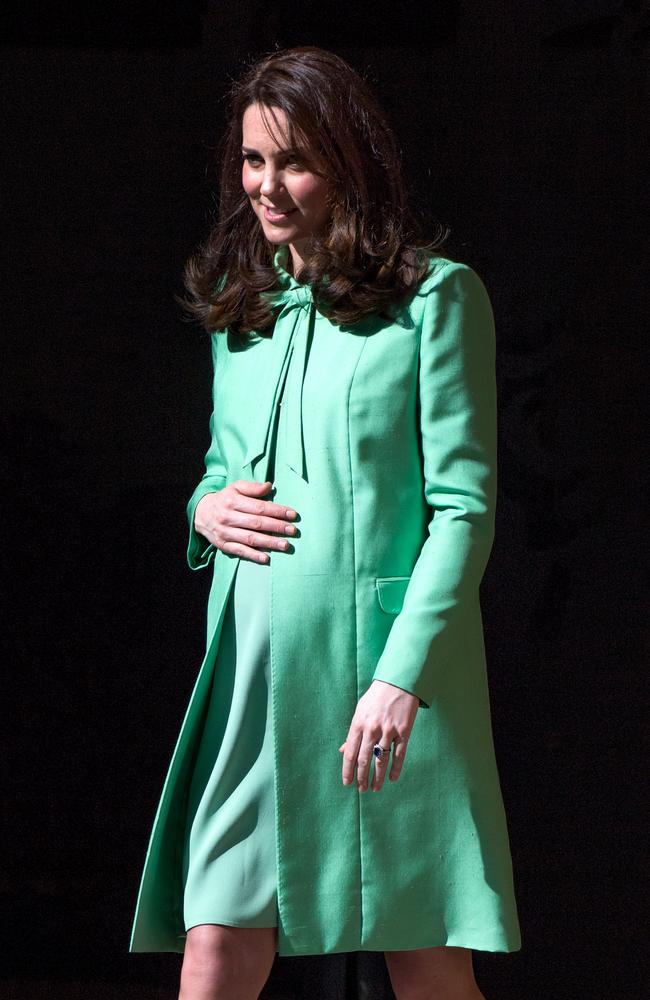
xmin=200 ymin=494 xmax=296 ymax=561
xmin=232 ymin=479 xmax=274 ymax=495
xmin=388 ymin=736 xmax=409 ymax=782
xmin=356 ymin=732 xmax=379 ymax=793
xmin=221 ymin=507 xmax=300 ymax=540
xmin=219 ymin=541 xmax=270 ymax=565
xmin=371 ymin=739 xmax=392 ymax=792
xmin=223 ymin=505 xmax=299 ymax=538
xmin=221 ymin=525 xmax=293 ymax=554
xmin=341 ymin=730 xmax=362 ymax=786
xmin=231 ymin=485 xmax=299 ymax=523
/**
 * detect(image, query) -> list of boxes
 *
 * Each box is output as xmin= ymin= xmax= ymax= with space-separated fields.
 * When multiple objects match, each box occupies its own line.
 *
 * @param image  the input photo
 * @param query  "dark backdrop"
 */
xmin=2 ymin=2 xmax=647 ymax=998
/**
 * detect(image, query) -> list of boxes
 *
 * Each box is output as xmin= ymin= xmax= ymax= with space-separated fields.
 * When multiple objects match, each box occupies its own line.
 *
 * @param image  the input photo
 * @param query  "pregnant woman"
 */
xmin=129 ymin=45 xmax=521 ymax=1000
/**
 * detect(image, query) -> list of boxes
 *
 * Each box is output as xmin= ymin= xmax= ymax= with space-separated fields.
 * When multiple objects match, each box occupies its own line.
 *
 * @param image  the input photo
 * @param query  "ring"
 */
xmin=373 ymin=743 xmax=391 ymax=761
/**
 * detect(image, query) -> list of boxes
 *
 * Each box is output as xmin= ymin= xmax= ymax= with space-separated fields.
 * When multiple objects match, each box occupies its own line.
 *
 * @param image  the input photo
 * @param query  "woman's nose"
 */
xmin=260 ymin=168 xmax=284 ymax=197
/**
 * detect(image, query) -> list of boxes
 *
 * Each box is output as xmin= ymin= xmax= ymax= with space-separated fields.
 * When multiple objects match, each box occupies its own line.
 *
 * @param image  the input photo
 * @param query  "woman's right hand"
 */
xmin=194 ymin=480 xmax=299 ymax=564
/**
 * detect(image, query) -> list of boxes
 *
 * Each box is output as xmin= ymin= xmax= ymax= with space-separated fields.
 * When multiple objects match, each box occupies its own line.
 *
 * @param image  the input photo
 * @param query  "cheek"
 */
xmin=297 ymin=177 xmax=331 ymax=218
xmin=241 ymin=165 xmax=258 ymax=198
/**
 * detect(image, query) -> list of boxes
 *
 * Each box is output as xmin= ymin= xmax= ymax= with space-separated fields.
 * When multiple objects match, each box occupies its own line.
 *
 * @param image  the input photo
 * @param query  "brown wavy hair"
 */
xmin=180 ymin=45 xmax=450 ymax=337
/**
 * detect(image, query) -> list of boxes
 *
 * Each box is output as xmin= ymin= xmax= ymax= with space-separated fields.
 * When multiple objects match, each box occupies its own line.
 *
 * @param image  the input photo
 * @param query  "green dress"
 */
xmin=181 ymin=337 xmax=296 ymax=933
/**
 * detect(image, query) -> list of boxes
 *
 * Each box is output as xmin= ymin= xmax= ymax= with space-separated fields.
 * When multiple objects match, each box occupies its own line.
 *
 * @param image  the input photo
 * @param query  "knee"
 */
xmin=181 ymin=926 xmax=237 ymax=995
xmin=188 ymin=925 xmax=225 ymax=965
xmin=384 ymin=946 xmax=484 ymax=1000
xmin=180 ymin=924 xmax=276 ymax=1000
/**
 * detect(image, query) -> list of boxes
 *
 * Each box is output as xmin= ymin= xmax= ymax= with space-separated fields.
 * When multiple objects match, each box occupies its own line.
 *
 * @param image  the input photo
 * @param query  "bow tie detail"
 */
xmin=241 ymin=250 xmax=316 ymax=483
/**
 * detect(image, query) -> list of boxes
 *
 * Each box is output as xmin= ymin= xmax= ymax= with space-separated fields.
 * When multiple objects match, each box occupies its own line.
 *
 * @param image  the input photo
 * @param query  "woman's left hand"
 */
xmin=339 ymin=680 xmax=419 ymax=792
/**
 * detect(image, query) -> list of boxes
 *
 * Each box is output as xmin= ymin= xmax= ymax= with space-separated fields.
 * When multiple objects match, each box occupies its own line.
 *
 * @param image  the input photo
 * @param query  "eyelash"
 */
xmin=242 ymin=154 xmax=304 ymax=168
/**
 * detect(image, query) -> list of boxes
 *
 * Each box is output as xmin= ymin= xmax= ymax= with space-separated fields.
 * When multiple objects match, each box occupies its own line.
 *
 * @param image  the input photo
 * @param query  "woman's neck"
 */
xmin=287 ymin=236 xmax=317 ymax=279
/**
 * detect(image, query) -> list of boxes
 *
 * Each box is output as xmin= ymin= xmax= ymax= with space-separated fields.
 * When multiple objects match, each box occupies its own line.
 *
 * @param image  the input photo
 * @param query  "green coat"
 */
xmin=129 ymin=246 xmax=521 ymax=957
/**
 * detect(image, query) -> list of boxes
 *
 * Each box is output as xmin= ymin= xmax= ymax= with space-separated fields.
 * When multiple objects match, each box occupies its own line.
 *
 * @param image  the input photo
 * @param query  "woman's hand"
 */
xmin=339 ymin=680 xmax=419 ymax=793
xmin=194 ymin=480 xmax=299 ymax=564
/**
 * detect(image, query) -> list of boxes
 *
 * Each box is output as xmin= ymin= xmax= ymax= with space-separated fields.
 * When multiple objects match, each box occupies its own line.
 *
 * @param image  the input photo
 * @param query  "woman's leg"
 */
xmin=384 ymin=946 xmax=485 ymax=1000
xmin=178 ymin=924 xmax=277 ymax=1000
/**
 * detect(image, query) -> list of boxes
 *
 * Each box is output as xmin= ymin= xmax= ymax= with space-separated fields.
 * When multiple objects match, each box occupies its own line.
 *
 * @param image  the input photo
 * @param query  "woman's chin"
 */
xmin=262 ymin=225 xmax=299 ymax=244
xmin=268 ymin=237 xmax=300 ymax=253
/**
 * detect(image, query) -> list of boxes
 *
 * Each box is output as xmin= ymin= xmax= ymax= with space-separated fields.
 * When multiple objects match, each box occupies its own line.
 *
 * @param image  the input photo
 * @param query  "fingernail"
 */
xmin=286 ymin=508 xmax=297 ymax=518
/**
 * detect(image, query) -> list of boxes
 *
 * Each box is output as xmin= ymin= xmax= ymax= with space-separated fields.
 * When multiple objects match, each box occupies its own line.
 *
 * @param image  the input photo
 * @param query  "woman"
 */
xmin=129 ymin=45 xmax=521 ymax=999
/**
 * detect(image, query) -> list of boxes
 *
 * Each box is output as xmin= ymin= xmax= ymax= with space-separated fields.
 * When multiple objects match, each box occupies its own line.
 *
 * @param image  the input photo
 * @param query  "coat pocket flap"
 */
xmin=375 ymin=576 xmax=411 ymax=614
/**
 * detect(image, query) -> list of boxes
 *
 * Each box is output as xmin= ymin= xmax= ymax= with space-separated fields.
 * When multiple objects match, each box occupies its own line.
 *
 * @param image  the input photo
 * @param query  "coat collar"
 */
xmin=264 ymin=244 xmax=314 ymax=305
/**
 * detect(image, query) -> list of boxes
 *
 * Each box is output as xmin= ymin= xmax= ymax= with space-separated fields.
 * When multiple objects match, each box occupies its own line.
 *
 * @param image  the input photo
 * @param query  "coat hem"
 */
xmin=129 ymin=932 xmax=522 ymax=958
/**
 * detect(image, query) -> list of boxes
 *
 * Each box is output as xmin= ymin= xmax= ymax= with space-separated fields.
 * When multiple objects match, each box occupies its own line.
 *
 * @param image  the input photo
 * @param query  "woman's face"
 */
xmin=241 ymin=103 xmax=333 ymax=270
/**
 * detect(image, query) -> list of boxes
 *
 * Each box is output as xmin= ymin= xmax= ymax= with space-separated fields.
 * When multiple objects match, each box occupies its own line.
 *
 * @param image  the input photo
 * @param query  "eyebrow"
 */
xmin=241 ymin=145 xmax=300 ymax=156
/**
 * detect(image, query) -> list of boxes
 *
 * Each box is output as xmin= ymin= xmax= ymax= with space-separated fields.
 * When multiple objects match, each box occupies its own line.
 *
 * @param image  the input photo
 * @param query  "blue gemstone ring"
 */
xmin=373 ymin=743 xmax=391 ymax=761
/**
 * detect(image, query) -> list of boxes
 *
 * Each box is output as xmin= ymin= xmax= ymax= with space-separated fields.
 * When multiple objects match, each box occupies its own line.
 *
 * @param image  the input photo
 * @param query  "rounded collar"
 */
xmin=273 ymin=244 xmax=303 ymax=287
xmin=267 ymin=245 xmax=313 ymax=307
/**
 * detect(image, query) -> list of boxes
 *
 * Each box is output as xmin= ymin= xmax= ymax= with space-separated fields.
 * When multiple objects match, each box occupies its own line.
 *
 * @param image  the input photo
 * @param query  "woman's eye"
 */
xmin=242 ymin=153 xmax=307 ymax=170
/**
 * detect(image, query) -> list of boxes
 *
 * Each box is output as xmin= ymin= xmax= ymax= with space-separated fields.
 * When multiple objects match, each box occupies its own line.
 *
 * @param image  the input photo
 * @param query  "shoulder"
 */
xmin=414 ymin=254 xmax=490 ymax=299
xmin=410 ymin=254 xmax=494 ymax=327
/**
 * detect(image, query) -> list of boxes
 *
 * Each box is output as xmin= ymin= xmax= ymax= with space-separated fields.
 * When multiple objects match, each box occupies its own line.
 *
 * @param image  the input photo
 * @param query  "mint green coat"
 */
xmin=129 ymin=247 xmax=521 ymax=957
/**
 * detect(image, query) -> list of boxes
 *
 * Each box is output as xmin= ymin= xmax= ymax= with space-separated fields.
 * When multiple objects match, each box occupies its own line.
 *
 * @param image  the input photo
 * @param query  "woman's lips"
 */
xmin=263 ymin=205 xmax=298 ymax=222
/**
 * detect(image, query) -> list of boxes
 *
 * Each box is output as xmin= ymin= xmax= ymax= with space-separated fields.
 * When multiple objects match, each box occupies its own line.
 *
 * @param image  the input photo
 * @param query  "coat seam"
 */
xmin=346 ymin=333 xmax=369 ymax=948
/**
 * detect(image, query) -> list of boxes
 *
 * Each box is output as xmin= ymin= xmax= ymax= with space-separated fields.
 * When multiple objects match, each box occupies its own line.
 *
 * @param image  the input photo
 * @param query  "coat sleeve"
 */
xmin=371 ymin=261 xmax=498 ymax=708
xmin=186 ymin=333 xmax=228 ymax=571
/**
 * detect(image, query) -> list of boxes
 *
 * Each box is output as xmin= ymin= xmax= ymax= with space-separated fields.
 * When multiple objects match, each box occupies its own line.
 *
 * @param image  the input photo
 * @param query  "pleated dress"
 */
xmin=180 ymin=346 xmax=293 ymax=934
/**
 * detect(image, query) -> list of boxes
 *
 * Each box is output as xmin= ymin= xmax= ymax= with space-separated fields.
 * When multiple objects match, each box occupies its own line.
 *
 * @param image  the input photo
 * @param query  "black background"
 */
xmin=2 ymin=2 xmax=647 ymax=998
